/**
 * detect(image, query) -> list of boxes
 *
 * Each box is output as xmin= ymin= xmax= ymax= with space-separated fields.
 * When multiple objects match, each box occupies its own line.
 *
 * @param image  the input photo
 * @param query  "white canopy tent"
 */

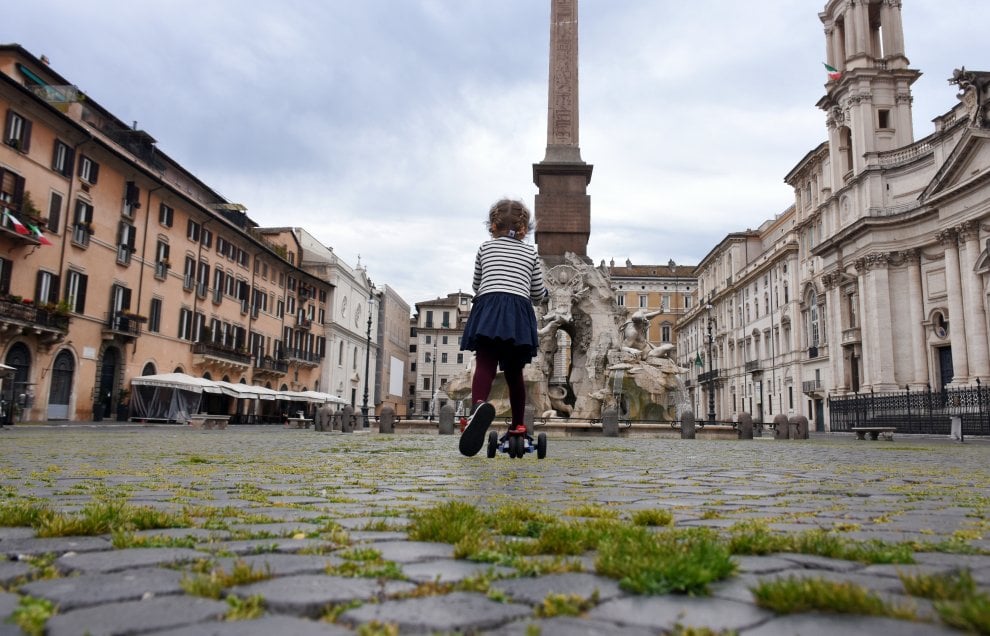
xmin=128 ymin=373 xmax=346 ymax=422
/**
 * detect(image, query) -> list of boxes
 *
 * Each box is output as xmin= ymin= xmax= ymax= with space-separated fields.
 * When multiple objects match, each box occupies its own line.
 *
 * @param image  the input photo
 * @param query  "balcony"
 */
xmin=802 ymin=379 xmax=822 ymax=394
xmin=71 ymin=223 xmax=92 ymax=247
xmin=282 ymin=347 xmax=323 ymax=367
xmin=0 ymin=297 xmax=69 ymax=346
xmin=253 ymin=355 xmax=288 ymax=378
xmin=296 ymin=315 xmax=312 ymax=329
xmin=745 ymin=360 xmax=761 ymax=373
xmin=698 ymin=369 xmax=720 ymax=384
xmin=103 ymin=312 xmax=142 ymax=341
xmin=808 ymin=346 xmax=819 ymax=359
xmin=154 ymin=262 xmax=169 ymax=280
xmin=116 ymin=245 xmax=132 ymax=266
xmin=842 ymin=327 xmax=861 ymax=346
xmin=191 ymin=341 xmax=251 ymax=371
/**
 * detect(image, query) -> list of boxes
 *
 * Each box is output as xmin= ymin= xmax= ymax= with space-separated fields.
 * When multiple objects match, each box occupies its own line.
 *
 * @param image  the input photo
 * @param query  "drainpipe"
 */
xmin=133 ymin=181 xmax=164 ymax=359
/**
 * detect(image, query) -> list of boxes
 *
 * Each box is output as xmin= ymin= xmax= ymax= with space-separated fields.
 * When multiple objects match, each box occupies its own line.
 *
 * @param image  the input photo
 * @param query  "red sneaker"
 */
xmin=509 ymin=423 xmax=528 ymax=435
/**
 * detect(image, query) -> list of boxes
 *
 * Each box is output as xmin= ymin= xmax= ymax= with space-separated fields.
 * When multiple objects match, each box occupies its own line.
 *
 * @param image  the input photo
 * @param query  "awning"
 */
xmin=281 ymin=390 xmax=347 ymax=405
xmin=130 ymin=373 xmax=223 ymax=394
xmin=213 ymin=380 xmax=277 ymax=401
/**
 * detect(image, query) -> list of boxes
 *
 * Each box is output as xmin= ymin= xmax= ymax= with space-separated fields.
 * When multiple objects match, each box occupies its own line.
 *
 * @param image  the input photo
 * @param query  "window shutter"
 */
xmin=12 ymin=174 xmax=25 ymax=210
xmin=20 ymin=119 xmax=31 ymax=153
xmin=3 ymin=110 xmax=12 ymax=142
xmin=64 ymin=146 xmax=75 ymax=177
xmin=89 ymin=161 xmax=99 ymax=184
xmin=125 ymin=181 xmax=140 ymax=205
xmin=0 ymin=258 xmax=12 ymax=295
xmin=76 ymin=275 xmax=88 ymax=313
xmin=35 ymin=271 xmax=45 ymax=303
xmin=49 ymin=275 xmax=60 ymax=305
xmin=126 ymin=225 xmax=136 ymax=251
xmin=48 ymin=192 xmax=63 ymax=234
xmin=122 ymin=286 xmax=132 ymax=310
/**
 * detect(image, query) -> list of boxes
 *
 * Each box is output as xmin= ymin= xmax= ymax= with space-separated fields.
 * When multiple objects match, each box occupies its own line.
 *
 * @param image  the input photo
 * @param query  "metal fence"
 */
xmin=829 ymin=384 xmax=990 ymax=435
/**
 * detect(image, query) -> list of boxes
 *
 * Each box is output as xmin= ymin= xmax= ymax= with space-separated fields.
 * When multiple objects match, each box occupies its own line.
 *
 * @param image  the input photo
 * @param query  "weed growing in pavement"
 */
xmin=355 ymin=621 xmax=400 ymax=636
xmin=563 ymin=503 xmax=621 ymax=519
xmin=630 ymin=508 xmax=674 ymax=527
xmin=26 ymin=500 xmax=189 ymax=538
xmin=10 ymin=595 xmax=54 ymax=636
xmin=750 ymin=576 xmax=918 ymax=620
xmin=668 ymin=625 xmax=739 ymax=636
xmin=321 ymin=599 xmax=364 ymax=623
xmin=407 ymin=501 xmax=488 ymax=544
xmin=225 ymin=594 xmax=265 ymax=620
xmin=935 ymin=592 xmax=990 ymax=633
xmin=596 ymin=526 xmax=736 ymax=595
xmin=180 ymin=560 xmax=273 ymax=599
xmin=328 ymin=547 xmax=405 ymax=580
xmin=0 ymin=500 xmax=48 ymax=527
xmin=111 ymin=530 xmax=198 ymax=549
xmin=899 ymin=569 xmax=976 ymax=601
xmin=535 ymin=590 xmax=599 ymax=617
xmin=727 ymin=520 xmax=915 ymax=564
xmin=490 ymin=505 xmax=556 ymax=538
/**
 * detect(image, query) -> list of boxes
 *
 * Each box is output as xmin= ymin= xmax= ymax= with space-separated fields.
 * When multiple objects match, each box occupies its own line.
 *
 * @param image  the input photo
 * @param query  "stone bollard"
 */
xmin=524 ymin=404 xmax=535 ymax=435
xmin=341 ymin=405 xmax=354 ymax=433
xmin=737 ymin=412 xmax=753 ymax=440
xmin=331 ymin=412 xmax=342 ymax=431
xmin=790 ymin=414 xmax=810 ymax=440
xmin=379 ymin=405 xmax=395 ymax=434
xmin=680 ymin=410 xmax=696 ymax=439
xmin=601 ymin=407 xmax=619 ymax=437
xmin=773 ymin=413 xmax=790 ymax=439
xmin=438 ymin=403 xmax=456 ymax=435
xmin=319 ymin=405 xmax=333 ymax=432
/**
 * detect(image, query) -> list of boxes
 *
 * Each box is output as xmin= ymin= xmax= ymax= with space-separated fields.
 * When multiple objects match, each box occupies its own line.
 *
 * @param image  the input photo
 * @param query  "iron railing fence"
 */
xmin=829 ymin=384 xmax=990 ymax=436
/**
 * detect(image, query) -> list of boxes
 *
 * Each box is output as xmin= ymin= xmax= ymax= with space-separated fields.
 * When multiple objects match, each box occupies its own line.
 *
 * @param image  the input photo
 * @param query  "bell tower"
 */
xmin=533 ymin=0 xmax=593 ymax=265
xmin=817 ymin=0 xmax=920 ymax=183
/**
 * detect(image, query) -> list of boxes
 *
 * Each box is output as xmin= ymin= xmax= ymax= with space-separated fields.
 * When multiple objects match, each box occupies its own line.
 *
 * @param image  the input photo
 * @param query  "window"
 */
xmin=0 ymin=169 xmax=25 ymax=231
xmin=808 ymin=290 xmax=820 ymax=347
xmin=122 ymin=181 xmax=140 ymax=218
xmin=661 ymin=324 xmax=671 ymax=343
xmin=878 ymin=109 xmax=890 ymax=129
xmin=457 ymin=353 xmax=464 ymax=364
xmin=116 ymin=222 xmax=136 ymax=265
xmin=616 ymin=294 xmax=625 ymax=307
xmin=178 ymin=308 xmax=193 ymax=340
xmin=425 ymin=310 xmax=434 ymax=328
xmin=65 ymin=270 xmax=88 ymax=313
xmin=78 ymin=154 xmax=99 ymax=184
xmin=158 ymin=203 xmax=173 ymax=227
xmin=201 ymin=228 xmax=213 ymax=249
xmin=639 ymin=295 xmax=648 ymax=308
xmin=423 ymin=377 xmax=431 ymax=391
xmin=3 ymin=110 xmax=32 ymax=152
xmin=424 ymin=334 xmax=432 ymax=345
xmin=71 ymin=199 xmax=93 ymax=244
xmin=442 ymin=335 xmax=448 ymax=345
xmin=441 ymin=352 xmax=448 ymax=363
xmin=148 ymin=298 xmax=162 ymax=333
xmin=48 ymin=192 xmax=63 ymax=234
xmin=425 ymin=352 xmax=432 ymax=363
xmin=442 ymin=311 xmax=450 ymax=328
xmin=35 ymin=271 xmax=59 ymax=305
xmin=187 ymin=219 xmax=201 ymax=242
xmin=51 ymin=140 xmax=74 ymax=177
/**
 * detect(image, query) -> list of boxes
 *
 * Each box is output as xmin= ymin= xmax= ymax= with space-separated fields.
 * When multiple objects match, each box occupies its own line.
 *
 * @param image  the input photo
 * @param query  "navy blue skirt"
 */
xmin=461 ymin=292 xmax=539 ymax=367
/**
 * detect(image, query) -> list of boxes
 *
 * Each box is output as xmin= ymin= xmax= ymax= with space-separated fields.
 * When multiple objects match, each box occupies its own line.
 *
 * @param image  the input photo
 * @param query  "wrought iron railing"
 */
xmin=254 ymin=356 xmax=288 ymax=374
xmin=191 ymin=341 xmax=251 ymax=365
xmin=0 ymin=298 xmax=69 ymax=331
xmin=282 ymin=347 xmax=323 ymax=364
xmin=829 ymin=385 xmax=990 ymax=435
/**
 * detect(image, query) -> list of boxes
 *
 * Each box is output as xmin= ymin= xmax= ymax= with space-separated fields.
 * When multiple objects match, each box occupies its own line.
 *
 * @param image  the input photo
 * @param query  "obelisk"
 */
xmin=534 ymin=0 xmax=593 ymax=264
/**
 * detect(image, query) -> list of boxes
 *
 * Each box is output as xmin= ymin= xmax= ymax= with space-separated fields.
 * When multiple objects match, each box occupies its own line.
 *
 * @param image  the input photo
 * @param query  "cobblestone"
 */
xmin=0 ymin=425 xmax=987 ymax=634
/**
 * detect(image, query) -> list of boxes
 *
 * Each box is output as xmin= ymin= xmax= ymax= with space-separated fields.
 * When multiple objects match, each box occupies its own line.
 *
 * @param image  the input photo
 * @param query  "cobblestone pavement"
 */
xmin=0 ymin=424 xmax=988 ymax=635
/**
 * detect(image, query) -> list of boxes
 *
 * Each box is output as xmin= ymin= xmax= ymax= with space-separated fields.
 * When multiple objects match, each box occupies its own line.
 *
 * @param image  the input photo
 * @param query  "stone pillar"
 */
xmin=885 ymin=0 xmax=906 ymax=59
xmin=823 ymin=273 xmax=846 ymax=392
xmin=905 ymin=250 xmax=929 ymax=387
xmin=773 ymin=413 xmax=790 ymax=440
xmin=340 ymin=405 xmax=354 ymax=433
xmin=960 ymin=224 xmax=989 ymax=382
xmin=854 ymin=0 xmax=870 ymax=58
xmin=790 ymin=414 xmax=809 ymax=440
xmin=601 ymin=407 xmax=619 ymax=437
xmin=379 ymin=405 xmax=395 ymax=434
xmin=737 ymin=412 xmax=753 ymax=440
xmin=941 ymin=229 xmax=970 ymax=383
xmin=524 ymin=404 xmax=535 ymax=435
xmin=680 ymin=410 xmax=696 ymax=440
xmin=438 ymin=403 xmax=455 ymax=435
xmin=865 ymin=253 xmax=897 ymax=390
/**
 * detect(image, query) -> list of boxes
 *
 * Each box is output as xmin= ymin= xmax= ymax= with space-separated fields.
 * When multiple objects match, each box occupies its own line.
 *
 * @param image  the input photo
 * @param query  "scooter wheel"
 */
xmin=486 ymin=430 xmax=498 ymax=458
xmin=536 ymin=432 xmax=547 ymax=459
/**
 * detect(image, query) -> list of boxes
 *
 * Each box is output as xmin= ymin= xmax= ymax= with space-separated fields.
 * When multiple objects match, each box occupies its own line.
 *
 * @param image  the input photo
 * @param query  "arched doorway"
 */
xmin=142 ymin=362 xmax=157 ymax=376
xmin=96 ymin=346 xmax=121 ymax=420
xmin=4 ymin=343 xmax=31 ymax=424
xmin=47 ymin=350 xmax=75 ymax=420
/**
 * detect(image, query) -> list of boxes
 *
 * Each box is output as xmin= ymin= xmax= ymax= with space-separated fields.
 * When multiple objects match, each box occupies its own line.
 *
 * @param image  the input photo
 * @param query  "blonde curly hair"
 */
xmin=487 ymin=198 xmax=534 ymax=239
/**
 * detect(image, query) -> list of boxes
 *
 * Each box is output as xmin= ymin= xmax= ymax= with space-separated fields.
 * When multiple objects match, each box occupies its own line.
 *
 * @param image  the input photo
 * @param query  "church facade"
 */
xmin=678 ymin=0 xmax=990 ymax=428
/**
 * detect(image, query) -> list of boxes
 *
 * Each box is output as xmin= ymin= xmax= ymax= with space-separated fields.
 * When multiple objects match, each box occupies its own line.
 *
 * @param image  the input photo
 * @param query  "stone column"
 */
xmin=854 ymin=260 xmax=873 ymax=388
xmin=905 ymin=250 xmax=929 ymax=387
xmin=960 ymin=223 xmax=989 ymax=382
xmin=864 ymin=253 xmax=897 ymax=390
xmin=822 ymin=272 xmax=845 ymax=392
xmin=940 ymin=229 xmax=969 ymax=384
xmin=884 ymin=0 xmax=906 ymax=59
xmin=854 ymin=0 xmax=870 ymax=57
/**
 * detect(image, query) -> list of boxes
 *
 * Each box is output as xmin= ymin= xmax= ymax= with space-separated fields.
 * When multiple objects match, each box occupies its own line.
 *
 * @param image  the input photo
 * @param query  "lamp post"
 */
xmin=705 ymin=301 xmax=716 ymax=423
xmin=428 ymin=335 xmax=438 ymax=421
xmin=668 ymin=259 xmax=677 ymax=315
xmin=361 ymin=283 xmax=374 ymax=428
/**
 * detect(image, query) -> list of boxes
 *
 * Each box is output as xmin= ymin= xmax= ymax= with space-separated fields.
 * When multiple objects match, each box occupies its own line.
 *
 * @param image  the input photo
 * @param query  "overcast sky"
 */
xmin=7 ymin=1 xmax=990 ymax=306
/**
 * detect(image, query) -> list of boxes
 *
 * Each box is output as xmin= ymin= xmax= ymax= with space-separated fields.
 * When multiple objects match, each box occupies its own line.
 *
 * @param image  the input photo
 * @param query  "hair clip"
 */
xmin=508 ymin=229 xmax=516 ymax=238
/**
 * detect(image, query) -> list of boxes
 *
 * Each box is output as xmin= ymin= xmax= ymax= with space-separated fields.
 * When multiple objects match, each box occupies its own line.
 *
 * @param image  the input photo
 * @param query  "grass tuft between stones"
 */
xmin=750 ymin=576 xmax=918 ymax=620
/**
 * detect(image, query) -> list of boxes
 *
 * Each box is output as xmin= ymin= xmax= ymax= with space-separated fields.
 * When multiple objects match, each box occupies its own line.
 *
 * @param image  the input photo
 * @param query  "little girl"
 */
xmin=459 ymin=198 xmax=547 ymax=456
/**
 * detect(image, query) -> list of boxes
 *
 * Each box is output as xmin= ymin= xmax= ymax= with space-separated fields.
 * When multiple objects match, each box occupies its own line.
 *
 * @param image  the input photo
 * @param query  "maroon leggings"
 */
xmin=472 ymin=345 xmax=526 ymax=426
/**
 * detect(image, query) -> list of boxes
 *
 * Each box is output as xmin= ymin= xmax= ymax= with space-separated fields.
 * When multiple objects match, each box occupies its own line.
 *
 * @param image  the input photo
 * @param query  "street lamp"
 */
xmin=705 ymin=300 xmax=716 ymax=423
xmin=428 ymin=335 xmax=438 ymax=421
xmin=361 ymin=283 xmax=374 ymax=428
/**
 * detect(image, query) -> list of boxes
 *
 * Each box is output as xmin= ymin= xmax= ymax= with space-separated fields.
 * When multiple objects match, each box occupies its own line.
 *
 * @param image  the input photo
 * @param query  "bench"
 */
xmin=851 ymin=426 xmax=895 ymax=441
xmin=284 ymin=417 xmax=312 ymax=429
xmin=188 ymin=415 xmax=230 ymax=430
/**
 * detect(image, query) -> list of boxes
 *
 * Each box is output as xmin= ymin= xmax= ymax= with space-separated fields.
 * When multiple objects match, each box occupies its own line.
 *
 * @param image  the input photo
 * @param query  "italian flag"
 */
xmin=695 ymin=352 xmax=703 ymax=368
xmin=4 ymin=210 xmax=30 ymax=235
xmin=824 ymin=62 xmax=842 ymax=81
xmin=27 ymin=223 xmax=52 ymax=246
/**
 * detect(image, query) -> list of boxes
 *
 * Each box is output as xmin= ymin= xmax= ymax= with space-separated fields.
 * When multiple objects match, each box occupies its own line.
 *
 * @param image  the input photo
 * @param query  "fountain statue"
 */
xmin=446 ymin=252 xmax=689 ymax=422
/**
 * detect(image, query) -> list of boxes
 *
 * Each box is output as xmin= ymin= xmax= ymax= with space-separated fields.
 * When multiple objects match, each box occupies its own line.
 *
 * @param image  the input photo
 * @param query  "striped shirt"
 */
xmin=472 ymin=237 xmax=547 ymax=301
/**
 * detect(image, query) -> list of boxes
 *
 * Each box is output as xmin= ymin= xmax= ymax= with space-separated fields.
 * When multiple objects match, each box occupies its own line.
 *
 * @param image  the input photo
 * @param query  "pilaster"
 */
xmin=903 ymin=249 xmax=928 ymax=387
xmin=959 ymin=222 xmax=989 ymax=382
xmin=939 ymin=229 xmax=970 ymax=384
